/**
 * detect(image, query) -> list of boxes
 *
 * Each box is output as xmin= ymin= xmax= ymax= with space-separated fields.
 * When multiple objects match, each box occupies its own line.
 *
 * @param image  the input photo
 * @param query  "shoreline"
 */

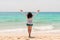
xmin=0 ymin=28 xmax=60 ymax=40
xmin=0 ymin=28 xmax=60 ymax=33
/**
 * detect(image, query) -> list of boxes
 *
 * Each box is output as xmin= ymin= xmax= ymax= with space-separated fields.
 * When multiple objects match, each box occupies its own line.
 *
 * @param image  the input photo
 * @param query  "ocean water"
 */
xmin=0 ymin=12 xmax=60 ymax=22
xmin=0 ymin=12 xmax=60 ymax=29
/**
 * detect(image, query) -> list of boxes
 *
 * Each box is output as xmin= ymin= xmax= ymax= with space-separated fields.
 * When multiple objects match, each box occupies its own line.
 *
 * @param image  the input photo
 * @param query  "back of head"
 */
xmin=27 ymin=12 xmax=33 ymax=19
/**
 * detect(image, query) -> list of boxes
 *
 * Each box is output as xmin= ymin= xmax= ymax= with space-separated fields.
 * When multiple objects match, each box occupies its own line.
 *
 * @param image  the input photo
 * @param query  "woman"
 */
xmin=20 ymin=10 xmax=40 ymax=38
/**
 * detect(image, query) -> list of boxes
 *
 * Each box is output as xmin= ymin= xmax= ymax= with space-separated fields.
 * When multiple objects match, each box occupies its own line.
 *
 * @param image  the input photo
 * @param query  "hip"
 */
xmin=26 ymin=23 xmax=33 ymax=26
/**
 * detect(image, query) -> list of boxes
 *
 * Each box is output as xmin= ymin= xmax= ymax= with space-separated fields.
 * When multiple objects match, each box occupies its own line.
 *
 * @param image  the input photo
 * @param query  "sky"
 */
xmin=0 ymin=0 xmax=60 ymax=12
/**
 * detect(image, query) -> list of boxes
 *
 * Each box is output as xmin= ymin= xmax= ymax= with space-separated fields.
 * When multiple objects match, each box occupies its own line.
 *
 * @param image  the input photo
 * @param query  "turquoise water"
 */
xmin=0 ymin=12 xmax=60 ymax=23
xmin=0 ymin=12 xmax=60 ymax=29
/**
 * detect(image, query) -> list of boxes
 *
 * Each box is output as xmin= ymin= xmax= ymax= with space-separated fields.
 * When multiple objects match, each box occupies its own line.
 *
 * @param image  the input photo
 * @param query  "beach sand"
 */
xmin=0 ymin=29 xmax=60 ymax=40
xmin=0 ymin=33 xmax=60 ymax=40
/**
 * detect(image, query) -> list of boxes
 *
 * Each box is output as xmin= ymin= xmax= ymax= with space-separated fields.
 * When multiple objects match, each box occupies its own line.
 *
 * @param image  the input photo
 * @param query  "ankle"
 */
xmin=29 ymin=35 xmax=31 ymax=38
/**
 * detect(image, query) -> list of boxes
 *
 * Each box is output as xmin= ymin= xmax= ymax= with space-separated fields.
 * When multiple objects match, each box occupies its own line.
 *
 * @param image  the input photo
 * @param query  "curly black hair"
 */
xmin=27 ymin=12 xmax=33 ymax=19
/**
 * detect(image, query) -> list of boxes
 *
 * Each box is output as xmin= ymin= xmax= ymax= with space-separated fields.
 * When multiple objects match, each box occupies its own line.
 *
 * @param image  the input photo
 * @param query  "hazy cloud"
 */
xmin=0 ymin=0 xmax=60 ymax=12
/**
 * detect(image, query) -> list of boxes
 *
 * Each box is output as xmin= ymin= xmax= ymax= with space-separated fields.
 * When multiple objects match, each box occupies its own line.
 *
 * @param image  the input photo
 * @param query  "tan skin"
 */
xmin=28 ymin=26 xmax=32 ymax=37
xmin=20 ymin=10 xmax=40 ymax=38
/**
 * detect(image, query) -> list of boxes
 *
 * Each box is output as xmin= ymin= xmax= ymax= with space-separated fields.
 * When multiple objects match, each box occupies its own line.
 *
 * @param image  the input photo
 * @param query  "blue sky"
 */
xmin=0 ymin=0 xmax=60 ymax=12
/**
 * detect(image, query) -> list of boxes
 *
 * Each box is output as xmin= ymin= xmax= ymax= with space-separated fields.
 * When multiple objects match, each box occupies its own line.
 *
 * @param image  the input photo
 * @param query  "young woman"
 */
xmin=20 ymin=10 xmax=40 ymax=38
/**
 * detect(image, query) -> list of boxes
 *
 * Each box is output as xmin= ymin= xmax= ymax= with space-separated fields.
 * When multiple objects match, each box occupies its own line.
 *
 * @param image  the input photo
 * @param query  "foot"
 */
xmin=29 ymin=36 xmax=35 ymax=38
xmin=29 ymin=35 xmax=31 ymax=38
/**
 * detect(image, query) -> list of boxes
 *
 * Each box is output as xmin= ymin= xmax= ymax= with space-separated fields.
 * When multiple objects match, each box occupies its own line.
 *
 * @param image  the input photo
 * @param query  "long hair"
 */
xmin=27 ymin=12 xmax=33 ymax=19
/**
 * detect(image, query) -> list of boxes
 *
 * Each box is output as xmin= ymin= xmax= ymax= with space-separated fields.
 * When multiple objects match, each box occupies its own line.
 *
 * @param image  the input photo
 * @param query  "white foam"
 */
xmin=0 ymin=25 xmax=60 ymax=34
xmin=33 ymin=25 xmax=54 ymax=30
xmin=0 ymin=28 xmax=27 ymax=33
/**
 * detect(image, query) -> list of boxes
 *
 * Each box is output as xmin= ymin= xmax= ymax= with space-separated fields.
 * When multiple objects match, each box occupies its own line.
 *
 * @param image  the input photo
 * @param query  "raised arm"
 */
xmin=20 ymin=10 xmax=27 ymax=16
xmin=33 ymin=10 xmax=40 ymax=16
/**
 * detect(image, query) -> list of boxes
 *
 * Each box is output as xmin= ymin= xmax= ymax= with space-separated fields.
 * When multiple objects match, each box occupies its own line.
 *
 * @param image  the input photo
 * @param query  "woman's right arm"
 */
xmin=20 ymin=10 xmax=27 ymax=16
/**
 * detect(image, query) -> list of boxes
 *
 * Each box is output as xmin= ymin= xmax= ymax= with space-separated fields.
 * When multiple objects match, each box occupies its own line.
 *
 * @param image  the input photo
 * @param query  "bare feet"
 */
xmin=29 ymin=36 xmax=35 ymax=38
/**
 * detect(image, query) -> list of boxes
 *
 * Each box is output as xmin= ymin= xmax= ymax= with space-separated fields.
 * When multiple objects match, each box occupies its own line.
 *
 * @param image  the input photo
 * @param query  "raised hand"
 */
xmin=20 ymin=10 xmax=23 ymax=12
xmin=37 ymin=10 xmax=40 ymax=12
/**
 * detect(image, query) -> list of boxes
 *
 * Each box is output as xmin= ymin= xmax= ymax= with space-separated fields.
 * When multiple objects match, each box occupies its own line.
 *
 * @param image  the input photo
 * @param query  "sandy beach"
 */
xmin=0 ymin=0 xmax=60 ymax=40
xmin=0 ymin=29 xmax=60 ymax=40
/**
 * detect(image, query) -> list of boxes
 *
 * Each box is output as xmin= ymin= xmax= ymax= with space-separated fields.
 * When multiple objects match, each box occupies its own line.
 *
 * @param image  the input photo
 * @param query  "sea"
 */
xmin=0 ymin=12 xmax=60 ymax=30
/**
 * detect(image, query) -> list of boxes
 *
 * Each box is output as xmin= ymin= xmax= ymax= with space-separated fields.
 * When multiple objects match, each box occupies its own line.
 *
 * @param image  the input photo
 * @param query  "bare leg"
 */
xmin=28 ymin=26 xmax=32 ymax=38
